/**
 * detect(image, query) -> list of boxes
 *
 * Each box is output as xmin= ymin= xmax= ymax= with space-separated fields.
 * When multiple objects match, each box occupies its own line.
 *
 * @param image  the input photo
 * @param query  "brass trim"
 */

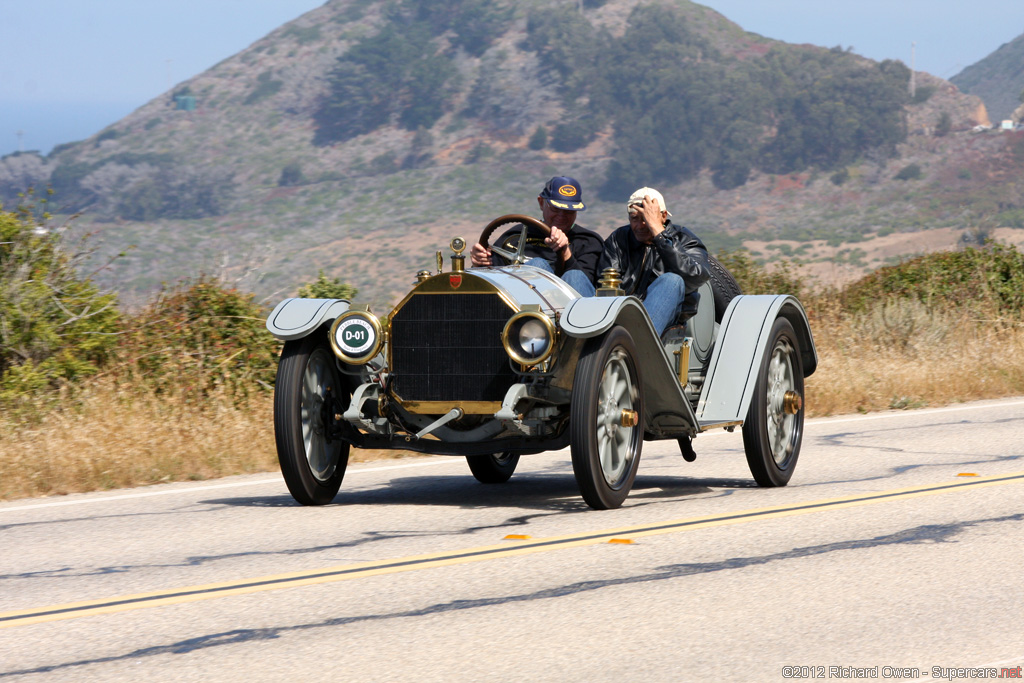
xmin=397 ymin=399 xmax=503 ymax=415
xmin=673 ymin=338 xmax=692 ymax=386
xmin=783 ymin=391 xmax=803 ymax=415
xmin=329 ymin=310 xmax=384 ymax=365
xmin=502 ymin=311 xmax=557 ymax=366
xmin=620 ymin=409 xmax=639 ymax=428
xmin=597 ymin=267 xmax=624 ymax=297
xmin=390 ymin=272 xmax=512 ymax=299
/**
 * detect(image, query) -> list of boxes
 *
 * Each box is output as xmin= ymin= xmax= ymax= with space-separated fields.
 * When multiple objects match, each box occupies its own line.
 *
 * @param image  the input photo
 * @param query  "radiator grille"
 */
xmin=390 ymin=293 xmax=516 ymax=403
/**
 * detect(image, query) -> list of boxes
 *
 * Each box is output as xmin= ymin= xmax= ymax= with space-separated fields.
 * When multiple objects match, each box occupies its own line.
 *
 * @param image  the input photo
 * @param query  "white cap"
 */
xmin=627 ymin=187 xmax=671 ymax=216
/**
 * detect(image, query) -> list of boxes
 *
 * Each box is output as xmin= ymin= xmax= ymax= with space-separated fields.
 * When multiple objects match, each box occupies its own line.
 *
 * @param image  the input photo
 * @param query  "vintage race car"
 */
xmin=266 ymin=215 xmax=818 ymax=509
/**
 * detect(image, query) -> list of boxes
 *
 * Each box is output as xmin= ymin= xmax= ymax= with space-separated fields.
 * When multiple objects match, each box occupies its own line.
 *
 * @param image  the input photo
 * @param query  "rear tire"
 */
xmin=466 ymin=453 xmax=520 ymax=483
xmin=274 ymin=334 xmax=350 ymax=505
xmin=570 ymin=326 xmax=643 ymax=509
xmin=742 ymin=318 xmax=804 ymax=487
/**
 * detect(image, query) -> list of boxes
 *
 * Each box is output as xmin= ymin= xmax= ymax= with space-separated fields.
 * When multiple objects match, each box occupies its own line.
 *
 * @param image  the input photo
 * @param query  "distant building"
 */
xmin=1000 ymin=120 xmax=1014 ymax=130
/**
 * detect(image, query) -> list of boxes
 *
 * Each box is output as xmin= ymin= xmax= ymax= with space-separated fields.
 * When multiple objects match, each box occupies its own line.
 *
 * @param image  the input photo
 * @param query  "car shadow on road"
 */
xmin=630 ymin=475 xmax=759 ymax=501
xmin=202 ymin=471 xmax=758 ymax=512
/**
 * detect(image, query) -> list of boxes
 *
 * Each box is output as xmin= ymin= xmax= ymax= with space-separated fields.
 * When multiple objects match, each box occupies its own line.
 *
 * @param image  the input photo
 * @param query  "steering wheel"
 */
xmin=478 ymin=214 xmax=552 ymax=267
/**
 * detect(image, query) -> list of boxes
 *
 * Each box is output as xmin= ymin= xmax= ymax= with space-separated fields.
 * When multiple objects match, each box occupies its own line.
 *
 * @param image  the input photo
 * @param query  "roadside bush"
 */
xmin=841 ymin=242 xmax=1024 ymax=316
xmin=296 ymin=270 xmax=357 ymax=300
xmin=117 ymin=275 xmax=279 ymax=403
xmin=0 ymin=203 xmax=120 ymax=411
xmin=714 ymin=248 xmax=807 ymax=300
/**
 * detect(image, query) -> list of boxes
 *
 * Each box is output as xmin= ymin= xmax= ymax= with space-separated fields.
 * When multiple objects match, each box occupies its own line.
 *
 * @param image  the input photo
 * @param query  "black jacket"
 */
xmin=491 ymin=223 xmax=603 ymax=283
xmin=598 ymin=221 xmax=711 ymax=305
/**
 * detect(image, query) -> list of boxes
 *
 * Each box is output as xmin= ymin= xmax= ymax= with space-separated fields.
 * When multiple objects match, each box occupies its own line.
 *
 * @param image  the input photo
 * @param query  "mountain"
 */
xmin=1 ymin=0 xmax=1020 ymax=308
xmin=951 ymin=32 xmax=1024 ymax=124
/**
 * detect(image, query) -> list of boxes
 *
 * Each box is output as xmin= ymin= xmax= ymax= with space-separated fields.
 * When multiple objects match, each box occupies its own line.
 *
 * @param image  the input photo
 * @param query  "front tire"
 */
xmin=466 ymin=453 xmax=520 ymax=483
xmin=274 ymin=334 xmax=350 ymax=505
xmin=570 ymin=326 xmax=643 ymax=509
xmin=742 ymin=317 xmax=804 ymax=486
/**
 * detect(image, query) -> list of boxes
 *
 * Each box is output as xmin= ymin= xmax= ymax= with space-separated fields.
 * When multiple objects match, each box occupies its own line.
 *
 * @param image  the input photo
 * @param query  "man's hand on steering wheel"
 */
xmin=544 ymin=225 xmax=570 ymax=260
xmin=470 ymin=242 xmax=492 ymax=267
xmin=473 ymin=214 xmax=552 ymax=268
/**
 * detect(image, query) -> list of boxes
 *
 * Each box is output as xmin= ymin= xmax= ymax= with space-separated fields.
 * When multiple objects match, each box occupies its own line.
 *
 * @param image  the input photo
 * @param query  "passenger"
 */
xmin=470 ymin=176 xmax=602 ymax=296
xmin=598 ymin=187 xmax=711 ymax=336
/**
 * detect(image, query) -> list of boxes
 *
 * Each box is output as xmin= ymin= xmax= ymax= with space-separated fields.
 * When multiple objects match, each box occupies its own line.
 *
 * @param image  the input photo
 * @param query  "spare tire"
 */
xmin=707 ymin=254 xmax=741 ymax=323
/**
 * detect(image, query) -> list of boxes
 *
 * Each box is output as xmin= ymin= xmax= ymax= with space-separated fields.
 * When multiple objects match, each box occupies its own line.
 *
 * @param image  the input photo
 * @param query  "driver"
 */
xmin=599 ymin=187 xmax=710 ymax=336
xmin=469 ymin=176 xmax=602 ymax=296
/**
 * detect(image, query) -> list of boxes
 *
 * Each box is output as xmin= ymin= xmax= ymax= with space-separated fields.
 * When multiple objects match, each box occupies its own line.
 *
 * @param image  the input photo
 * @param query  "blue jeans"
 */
xmin=526 ymin=258 xmax=596 ymax=297
xmin=642 ymin=272 xmax=687 ymax=336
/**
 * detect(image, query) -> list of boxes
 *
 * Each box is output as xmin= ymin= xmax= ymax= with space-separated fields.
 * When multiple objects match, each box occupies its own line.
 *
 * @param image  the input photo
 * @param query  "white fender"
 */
xmin=696 ymin=294 xmax=817 ymax=424
xmin=265 ymin=298 xmax=351 ymax=341
xmin=561 ymin=296 xmax=700 ymax=438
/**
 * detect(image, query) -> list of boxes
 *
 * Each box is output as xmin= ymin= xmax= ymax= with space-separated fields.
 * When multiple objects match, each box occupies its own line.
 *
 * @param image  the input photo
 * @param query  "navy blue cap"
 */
xmin=539 ymin=176 xmax=586 ymax=211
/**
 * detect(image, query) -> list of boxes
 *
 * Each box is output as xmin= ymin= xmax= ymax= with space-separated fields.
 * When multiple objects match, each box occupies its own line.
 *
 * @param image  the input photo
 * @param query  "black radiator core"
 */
xmin=390 ymin=293 xmax=516 ymax=403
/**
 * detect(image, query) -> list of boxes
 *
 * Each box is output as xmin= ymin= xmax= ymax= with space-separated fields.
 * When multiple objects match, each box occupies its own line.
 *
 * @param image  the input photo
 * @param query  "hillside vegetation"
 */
xmin=0 ymin=0 xmax=1020 ymax=311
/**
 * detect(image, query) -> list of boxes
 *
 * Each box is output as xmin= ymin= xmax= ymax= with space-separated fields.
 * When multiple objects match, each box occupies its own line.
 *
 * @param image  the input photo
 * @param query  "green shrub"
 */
xmin=841 ymin=242 xmax=1024 ymax=316
xmin=895 ymin=163 xmax=922 ymax=181
xmin=365 ymin=152 xmax=397 ymax=175
xmin=912 ymin=85 xmax=936 ymax=104
xmin=118 ymin=275 xmax=279 ymax=402
xmin=296 ymin=270 xmax=357 ymax=300
xmin=0 ymin=204 xmax=120 ymax=410
xmin=714 ymin=248 xmax=806 ymax=299
xmin=995 ymin=209 xmax=1024 ymax=228
xmin=528 ymin=126 xmax=548 ymax=150
xmin=278 ymin=163 xmax=305 ymax=187
xmin=244 ymin=71 xmax=284 ymax=105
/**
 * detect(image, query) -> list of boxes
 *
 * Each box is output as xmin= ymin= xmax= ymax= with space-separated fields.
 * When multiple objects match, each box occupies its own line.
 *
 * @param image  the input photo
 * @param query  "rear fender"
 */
xmin=696 ymin=294 xmax=817 ymax=424
xmin=266 ymin=298 xmax=351 ymax=341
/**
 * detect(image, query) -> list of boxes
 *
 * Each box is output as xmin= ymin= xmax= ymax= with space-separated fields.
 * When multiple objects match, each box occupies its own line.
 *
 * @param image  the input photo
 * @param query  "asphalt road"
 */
xmin=2 ymin=397 xmax=1024 ymax=682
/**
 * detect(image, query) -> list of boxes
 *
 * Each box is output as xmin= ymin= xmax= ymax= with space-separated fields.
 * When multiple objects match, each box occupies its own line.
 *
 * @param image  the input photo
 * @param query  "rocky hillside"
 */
xmin=1 ymin=0 xmax=1021 ymax=308
xmin=951 ymin=31 xmax=1024 ymax=123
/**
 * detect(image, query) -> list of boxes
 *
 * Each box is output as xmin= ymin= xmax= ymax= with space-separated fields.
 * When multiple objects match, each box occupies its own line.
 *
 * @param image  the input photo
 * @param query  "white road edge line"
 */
xmin=807 ymin=398 xmax=1024 ymax=427
xmin=3 ymin=397 xmax=1022 ymax=514
xmin=0 ymin=459 xmax=453 ymax=513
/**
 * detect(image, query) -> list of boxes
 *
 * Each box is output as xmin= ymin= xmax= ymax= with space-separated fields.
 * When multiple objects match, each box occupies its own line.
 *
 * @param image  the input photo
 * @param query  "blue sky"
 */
xmin=2 ymin=0 xmax=1023 ymax=157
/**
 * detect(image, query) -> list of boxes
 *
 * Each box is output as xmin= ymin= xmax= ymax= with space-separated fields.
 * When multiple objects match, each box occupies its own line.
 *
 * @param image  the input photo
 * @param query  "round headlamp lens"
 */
xmin=517 ymin=319 xmax=549 ymax=358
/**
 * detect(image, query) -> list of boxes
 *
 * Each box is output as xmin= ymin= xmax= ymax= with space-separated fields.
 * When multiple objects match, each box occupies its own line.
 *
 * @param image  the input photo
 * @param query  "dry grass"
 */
xmin=0 ymin=382 xmax=416 ymax=501
xmin=806 ymin=300 xmax=1024 ymax=415
xmin=3 ymin=305 xmax=1024 ymax=502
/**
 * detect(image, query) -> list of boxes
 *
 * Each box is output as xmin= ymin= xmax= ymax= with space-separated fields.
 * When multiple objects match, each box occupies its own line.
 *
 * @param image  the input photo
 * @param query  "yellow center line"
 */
xmin=4 ymin=470 xmax=1023 ymax=629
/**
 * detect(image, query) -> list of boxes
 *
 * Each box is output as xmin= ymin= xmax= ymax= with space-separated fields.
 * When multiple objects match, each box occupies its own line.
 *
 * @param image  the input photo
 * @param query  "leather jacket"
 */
xmin=598 ymin=221 xmax=711 ymax=303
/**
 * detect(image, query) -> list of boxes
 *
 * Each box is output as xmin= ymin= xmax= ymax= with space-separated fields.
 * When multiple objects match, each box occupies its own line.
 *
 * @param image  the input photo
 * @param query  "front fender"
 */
xmin=265 ymin=298 xmax=351 ymax=341
xmin=561 ymin=296 xmax=699 ymax=438
xmin=696 ymin=294 xmax=817 ymax=424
